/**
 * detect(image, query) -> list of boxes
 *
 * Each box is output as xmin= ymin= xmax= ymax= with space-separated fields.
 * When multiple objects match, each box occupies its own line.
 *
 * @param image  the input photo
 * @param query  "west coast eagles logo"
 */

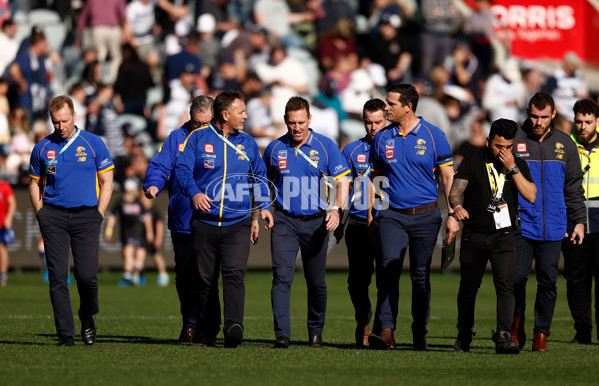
xmin=75 ymin=146 xmax=87 ymax=162
xmin=554 ymin=142 xmax=564 ymax=158
xmin=415 ymin=138 xmax=427 ymax=154
xmin=309 ymin=149 xmax=319 ymax=164
xmin=236 ymin=144 xmax=247 ymax=160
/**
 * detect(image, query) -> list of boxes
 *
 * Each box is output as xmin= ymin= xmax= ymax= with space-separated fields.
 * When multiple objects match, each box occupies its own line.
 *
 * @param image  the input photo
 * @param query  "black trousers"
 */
xmin=457 ymin=228 xmax=516 ymax=333
xmin=562 ymin=232 xmax=599 ymax=340
xmin=191 ymin=217 xmax=251 ymax=334
xmin=171 ymin=231 xmax=221 ymax=333
xmin=36 ymin=205 xmax=103 ymax=336
xmin=345 ymin=216 xmax=380 ymax=328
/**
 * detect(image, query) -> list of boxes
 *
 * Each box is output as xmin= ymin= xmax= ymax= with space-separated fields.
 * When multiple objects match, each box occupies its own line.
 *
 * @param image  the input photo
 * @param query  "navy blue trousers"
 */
xmin=37 ymin=205 xmax=103 ymax=336
xmin=514 ymin=237 xmax=562 ymax=336
xmin=271 ymin=210 xmax=328 ymax=339
xmin=374 ymin=207 xmax=441 ymax=334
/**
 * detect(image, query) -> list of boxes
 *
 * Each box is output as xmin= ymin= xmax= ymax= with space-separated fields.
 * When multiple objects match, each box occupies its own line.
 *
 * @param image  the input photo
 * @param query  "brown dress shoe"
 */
xmin=368 ymin=328 xmax=395 ymax=350
xmin=511 ymin=316 xmax=526 ymax=349
xmin=355 ymin=324 xmax=370 ymax=348
xmin=532 ymin=333 xmax=549 ymax=352
xmin=309 ymin=334 xmax=323 ymax=348
xmin=274 ymin=336 xmax=289 ymax=348
xmin=180 ymin=327 xmax=196 ymax=343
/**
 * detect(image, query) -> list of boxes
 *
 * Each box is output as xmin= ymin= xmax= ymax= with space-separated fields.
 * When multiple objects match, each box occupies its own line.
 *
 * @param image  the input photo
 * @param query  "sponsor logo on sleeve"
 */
xmin=278 ymin=159 xmax=287 ymax=170
xmin=357 ymin=154 xmax=367 ymax=163
xmin=386 ymin=140 xmax=394 ymax=148
xmin=334 ymin=164 xmax=343 ymax=171
xmin=385 ymin=149 xmax=394 ymax=159
xmin=278 ymin=150 xmax=287 ymax=159
xmin=47 ymin=150 xmax=56 ymax=160
xmin=205 ymin=144 xmax=214 ymax=153
xmin=516 ymin=143 xmax=527 ymax=153
xmin=178 ymin=143 xmax=184 ymax=152
xmin=100 ymin=158 xmax=110 ymax=167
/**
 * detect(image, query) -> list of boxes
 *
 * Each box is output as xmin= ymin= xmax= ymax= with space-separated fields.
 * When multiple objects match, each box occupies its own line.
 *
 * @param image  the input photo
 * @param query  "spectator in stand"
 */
xmin=68 ymin=83 xmax=87 ymax=131
xmin=462 ymin=0 xmax=500 ymax=78
xmin=196 ymin=13 xmax=221 ymax=77
xmin=0 ymin=19 xmax=18 ymax=77
xmin=0 ymin=176 xmax=15 ymax=287
xmin=125 ymin=0 xmax=157 ymax=60
xmin=0 ymin=78 xmax=9 ymax=150
xmin=368 ymin=13 xmax=412 ymax=85
xmin=482 ymin=58 xmax=527 ymax=124
xmin=419 ymin=0 xmax=463 ymax=81
xmin=542 ymin=52 xmax=589 ymax=135
xmin=253 ymin=0 xmax=314 ymax=48
xmin=163 ymin=32 xmax=206 ymax=97
xmin=95 ymin=83 xmax=126 ymax=159
xmin=255 ymin=45 xmax=309 ymax=131
xmin=9 ymin=26 xmax=50 ymax=122
xmin=209 ymin=54 xmax=246 ymax=94
xmin=195 ymin=0 xmax=239 ymax=36
xmin=444 ymin=41 xmax=483 ymax=103
xmin=155 ymin=0 xmax=190 ymax=42
xmin=157 ymin=65 xmax=196 ymax=141
xmin=114 ymin=43 xmax=155 ymax=117
xmin=317 ymin=20 xmax=356 ymax=72
xmin=77 ymin=0 xmax=128 ymax=83
xmin=452 ymin=118 xmax=487 ymax=168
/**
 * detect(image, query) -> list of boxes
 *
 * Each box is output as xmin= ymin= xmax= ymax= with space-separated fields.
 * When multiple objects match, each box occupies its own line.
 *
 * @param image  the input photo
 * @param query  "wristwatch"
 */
xmin=331 ymin=206 xmax=342 ymax=215
xmin=509 ymin=165 xmax=520 ymax=175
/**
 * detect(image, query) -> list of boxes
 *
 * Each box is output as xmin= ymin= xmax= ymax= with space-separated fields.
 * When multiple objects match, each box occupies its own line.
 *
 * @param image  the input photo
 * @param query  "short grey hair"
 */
xmin=190 ymin=95 xmax=214 ymax=118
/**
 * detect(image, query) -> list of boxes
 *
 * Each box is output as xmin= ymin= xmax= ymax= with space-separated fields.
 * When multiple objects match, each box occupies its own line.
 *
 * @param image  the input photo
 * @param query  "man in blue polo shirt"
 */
xmin=29 ymin=95 xmax=114 ymax=346
xmin=264 ymin=96 xmax=350 ymax=348
xmin=334 ymin=98 xmax=387 ymax=347
xmin=368 ymin=84 xmax=459 ymax=350
xmin=144 ymin=95 xmax=220 ymax=344
xmin=175 ymin=90 xmax=273 ymax=348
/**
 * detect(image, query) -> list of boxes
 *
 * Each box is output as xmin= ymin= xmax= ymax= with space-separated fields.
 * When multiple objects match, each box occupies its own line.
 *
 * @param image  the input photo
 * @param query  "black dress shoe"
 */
xmin=308 ymin=334 xmax=323 ymax=348
xmin=57 ymin=335 xmax=74 ymax=346
xmin=273 ymin=336 xmax=289 ymax=348
xmin=81 ymin=318 xmax=96 ymax=346
xmin=224 ymin=324 xmax=243 ymax=348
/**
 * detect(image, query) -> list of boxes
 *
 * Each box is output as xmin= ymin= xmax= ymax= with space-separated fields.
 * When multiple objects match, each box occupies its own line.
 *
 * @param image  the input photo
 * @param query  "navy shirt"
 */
xmin=264 ymin=129 xmax=350 ymax=216
xmin=175 ymin=123 xmax=270 ymax=226
xmin=29 ymin=128 xmax=114 ymax=208
xmin=144 ymin=122 xmax=194 ymax=234
xmin=370 ymin=118 xmax=452 ymax=209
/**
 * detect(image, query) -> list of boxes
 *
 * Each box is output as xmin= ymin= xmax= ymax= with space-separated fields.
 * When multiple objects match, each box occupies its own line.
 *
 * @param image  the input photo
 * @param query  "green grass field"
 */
xmin=0 ymin=271 xmax=597 ymax=385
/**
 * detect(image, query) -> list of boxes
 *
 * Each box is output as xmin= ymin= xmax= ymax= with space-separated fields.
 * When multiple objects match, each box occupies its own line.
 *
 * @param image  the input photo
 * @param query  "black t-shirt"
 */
xmin=454 ymin=148 xmax=533 ymax=232
xmin=110 ymin=198 xmax=147 ymax=240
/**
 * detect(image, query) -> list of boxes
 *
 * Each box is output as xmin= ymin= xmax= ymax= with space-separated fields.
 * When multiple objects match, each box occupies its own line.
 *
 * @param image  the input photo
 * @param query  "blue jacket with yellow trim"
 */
xmin=175 ymin=122 xmax=270 ymax=226
xmin=514 ymin=120 xmax=586 ymax=241
xmin=143 ymin=122 xmax=193 ymax=234
xmin=570 ymin=131 xmax=599 ymax=234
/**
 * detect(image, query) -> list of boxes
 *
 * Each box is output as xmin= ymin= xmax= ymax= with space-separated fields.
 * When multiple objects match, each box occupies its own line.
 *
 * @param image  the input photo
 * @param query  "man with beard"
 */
xmin=449 ymin=118 xmax=536 ymax=354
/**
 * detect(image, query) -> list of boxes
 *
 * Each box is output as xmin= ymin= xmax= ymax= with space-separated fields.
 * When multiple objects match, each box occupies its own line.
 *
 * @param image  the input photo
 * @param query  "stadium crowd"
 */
xmin=0 ymin=0 xmax=595 ymax=188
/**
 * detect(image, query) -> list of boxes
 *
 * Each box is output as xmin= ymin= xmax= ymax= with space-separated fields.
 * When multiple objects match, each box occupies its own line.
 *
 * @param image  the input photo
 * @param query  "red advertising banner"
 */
xmin=466 ymin=0 xmax=599 ymax=65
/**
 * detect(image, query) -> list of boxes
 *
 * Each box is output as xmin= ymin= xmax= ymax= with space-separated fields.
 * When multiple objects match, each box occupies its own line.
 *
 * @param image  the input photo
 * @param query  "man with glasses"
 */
xmin=144 ymin=96 xmax=217 ymax=344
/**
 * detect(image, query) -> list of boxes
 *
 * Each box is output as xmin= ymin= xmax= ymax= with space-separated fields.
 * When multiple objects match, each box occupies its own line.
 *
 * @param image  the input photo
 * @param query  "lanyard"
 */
xmin=209 ymin=123 xmax=250 ymax=162
xmin=578 ymin=146 xmax=599 ymax=176
xmin=294 ymin=145 xmax=333 ymax=188
xmin=486 ymin=163 xmax=506 ymax=199
xmin=46 ymin=129 xmax=81 ymax=171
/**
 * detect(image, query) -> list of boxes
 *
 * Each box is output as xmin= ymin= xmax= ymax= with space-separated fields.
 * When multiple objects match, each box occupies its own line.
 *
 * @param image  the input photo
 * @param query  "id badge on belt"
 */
xmin=493 ymin=202 xmax=511 ymax=229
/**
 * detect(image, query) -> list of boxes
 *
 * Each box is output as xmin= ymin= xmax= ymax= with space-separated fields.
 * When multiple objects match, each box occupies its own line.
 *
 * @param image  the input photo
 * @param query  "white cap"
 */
xmin=197 ymin=13 xmax=216 ymax=34
xmin=124 ymin=179 xmax=139 ymax=192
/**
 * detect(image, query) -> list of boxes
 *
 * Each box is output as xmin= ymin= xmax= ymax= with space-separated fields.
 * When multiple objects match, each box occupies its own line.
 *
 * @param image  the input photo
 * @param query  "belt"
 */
xmin=389 ymin=201 xmax=438 ymax=215
xmin=44 ymin=203 xmax=97 ymax=213
xmin=279 ymin=208 xmax=327 ymax=221
xmin=349 ymin=214 xmax=368 ymax=224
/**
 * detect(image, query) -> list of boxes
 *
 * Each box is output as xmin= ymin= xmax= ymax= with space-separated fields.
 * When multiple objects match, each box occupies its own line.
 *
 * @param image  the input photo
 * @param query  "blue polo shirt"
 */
xmin=29 ymin=128 xmax=114 ymax=208
xmin=370 ymin=118 xmax=452 ymax=210
xmin=342 ymin=137 xmax=372 ymax=220
xmin=264 ymin=129 xmax=350 ymax=216
xmin=175 ymin=122 xmax=270 ymax=227
xmin=144 ymin=122 xmax=194 ymax=234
